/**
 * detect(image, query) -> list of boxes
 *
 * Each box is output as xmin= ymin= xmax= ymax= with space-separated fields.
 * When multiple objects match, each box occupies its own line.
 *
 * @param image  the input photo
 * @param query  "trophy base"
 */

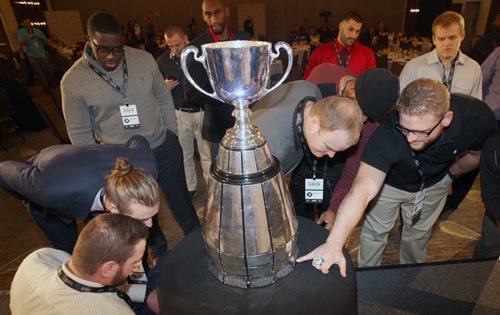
xmin=206 ymin=241 xmax=299 ymax=288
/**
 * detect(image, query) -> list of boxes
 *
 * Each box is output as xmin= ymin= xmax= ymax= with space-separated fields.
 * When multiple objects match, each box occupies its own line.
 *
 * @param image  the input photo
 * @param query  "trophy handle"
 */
xmin=181 ymin=45 xmax=224 ymax=102
xmin=265 ymin=41 xmax=293 ymax=94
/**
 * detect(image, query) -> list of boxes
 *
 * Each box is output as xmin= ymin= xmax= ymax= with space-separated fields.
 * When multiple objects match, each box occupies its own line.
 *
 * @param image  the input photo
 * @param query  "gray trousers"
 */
xmin=175 ymin=109 xmax=211 ymax=191
xmin=359 ymin=174 xmax=453 ymax=266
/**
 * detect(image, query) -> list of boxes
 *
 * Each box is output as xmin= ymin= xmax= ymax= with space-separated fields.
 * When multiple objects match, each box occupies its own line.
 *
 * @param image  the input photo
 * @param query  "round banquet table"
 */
xmin=158 ymin=217 xmax=357 ymax=314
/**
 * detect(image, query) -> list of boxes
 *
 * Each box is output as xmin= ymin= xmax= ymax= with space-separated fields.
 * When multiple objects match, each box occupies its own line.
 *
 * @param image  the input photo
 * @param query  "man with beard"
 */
xmin=184 ymin=0 xmax=250 ymax=159
xmin=10 ymin=214 xmax=149 ymax=314
xmin=400 ymin=11 xmax=482 ymax=219
xmin=297 ymin=79 xmax=497 ymax=275
xmin=303 ymin=11 xmax=376 ymax=79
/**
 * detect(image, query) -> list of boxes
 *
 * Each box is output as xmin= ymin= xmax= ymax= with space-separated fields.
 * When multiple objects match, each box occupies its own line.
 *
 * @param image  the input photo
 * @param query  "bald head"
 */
xmin=202 ymin=0 xmax=230 ymax=37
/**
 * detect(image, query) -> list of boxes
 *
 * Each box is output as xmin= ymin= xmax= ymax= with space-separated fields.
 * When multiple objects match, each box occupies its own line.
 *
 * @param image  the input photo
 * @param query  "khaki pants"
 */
xmin=359 ymin=174 xmax=453 ymax=266
xmin=175 ymin=109 xmax=211 ymax=191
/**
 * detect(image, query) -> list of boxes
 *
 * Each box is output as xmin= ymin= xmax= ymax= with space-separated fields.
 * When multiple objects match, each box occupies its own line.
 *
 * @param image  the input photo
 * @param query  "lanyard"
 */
xmin=407 ymin=137 xmax=442 ymax=191
xmin=441 ymin=53 xmax=459 ymax=92
xmin=57 ymin=266 xmax=134 ymax=309
xmin=208 ymin=26 xmax=235 ymax=42
xmin=409 ymin=150 xmax=426 ymax=191
xmin=83 ymin=51 xmax=129 ymax=105
xmin=334 ymin=41 xmax=354 ymax=67
xmin=293 ymin=96 xmax=321 ymax=178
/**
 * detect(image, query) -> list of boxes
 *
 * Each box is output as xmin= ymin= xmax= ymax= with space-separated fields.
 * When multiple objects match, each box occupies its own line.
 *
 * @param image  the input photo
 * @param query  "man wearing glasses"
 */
xmin=61 ymin=13 xmax=200 ymax=260
xmin=297 ymin=78 xmax=497 ymax=274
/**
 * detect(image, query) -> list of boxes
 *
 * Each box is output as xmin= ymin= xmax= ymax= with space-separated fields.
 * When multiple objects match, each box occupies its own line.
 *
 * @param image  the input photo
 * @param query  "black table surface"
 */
xmin=158 ymin=217 xmax=357 ymax=315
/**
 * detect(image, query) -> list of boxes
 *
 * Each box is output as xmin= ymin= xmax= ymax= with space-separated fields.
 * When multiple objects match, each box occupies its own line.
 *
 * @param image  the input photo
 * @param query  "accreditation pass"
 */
xmin=120 ymin=105 xmax=140 ymax=129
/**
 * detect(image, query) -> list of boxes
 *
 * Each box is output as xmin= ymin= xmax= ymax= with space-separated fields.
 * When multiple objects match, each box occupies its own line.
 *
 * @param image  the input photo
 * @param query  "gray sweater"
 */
xmin=252 ymin=80 xmax=322 ymax=175
xmin=61 ymin=45 xmax=177 ymax=149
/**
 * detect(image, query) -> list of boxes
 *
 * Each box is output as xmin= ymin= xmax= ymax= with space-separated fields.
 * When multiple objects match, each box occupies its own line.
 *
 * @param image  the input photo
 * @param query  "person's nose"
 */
xmin=405 ymin=132 xmax=418 ymax=142
xmin=208 ymin=15 xmax=218 ymax=24
xmin=327 ymin=151 xmax=336 ymax=158
xmin=144 ymin=218 xmax=153 ymax=228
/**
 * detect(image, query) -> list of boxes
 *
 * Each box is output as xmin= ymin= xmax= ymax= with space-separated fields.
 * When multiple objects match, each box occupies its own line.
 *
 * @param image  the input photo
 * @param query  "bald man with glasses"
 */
xmin=298 ymin=78 xmax=497 ymax=274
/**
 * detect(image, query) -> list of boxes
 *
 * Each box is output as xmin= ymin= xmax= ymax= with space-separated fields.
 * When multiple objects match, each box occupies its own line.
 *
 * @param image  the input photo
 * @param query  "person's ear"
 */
xmin=104 ymin=198 xmax=120 ymax=214
xmin=442 ymin=111 xmax=453 ymax=127
xmin=308 ymin=115 xmax=321 ymax=133
xmin=100 ymin=261 xmax=119 ymax=279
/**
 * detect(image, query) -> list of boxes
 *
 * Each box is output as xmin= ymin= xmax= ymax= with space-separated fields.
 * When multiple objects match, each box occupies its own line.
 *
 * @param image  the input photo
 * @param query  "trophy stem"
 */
xmin=221 ymin=99 xmax=265 ymax=150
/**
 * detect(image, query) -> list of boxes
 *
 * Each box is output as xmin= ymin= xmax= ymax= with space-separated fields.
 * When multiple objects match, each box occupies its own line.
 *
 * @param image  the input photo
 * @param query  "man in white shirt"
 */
xmin=399 ymin=11 xmax=482 ymax=99
xmin=10 ymin=214 xmax=151 ymax=314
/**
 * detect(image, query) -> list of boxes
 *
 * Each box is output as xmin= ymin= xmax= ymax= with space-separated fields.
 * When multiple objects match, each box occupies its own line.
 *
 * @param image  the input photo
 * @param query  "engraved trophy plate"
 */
xmin=181 ymin=40 xmax=297 ymax=288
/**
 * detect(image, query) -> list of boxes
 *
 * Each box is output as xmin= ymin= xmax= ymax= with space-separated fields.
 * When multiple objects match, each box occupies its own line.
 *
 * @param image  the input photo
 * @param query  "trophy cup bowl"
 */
xmin=181 ymin=40 xmax=298 ymax=288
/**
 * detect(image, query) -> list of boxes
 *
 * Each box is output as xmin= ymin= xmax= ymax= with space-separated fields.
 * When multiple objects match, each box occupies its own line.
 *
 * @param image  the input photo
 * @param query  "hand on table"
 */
xmin=296 ymin=241 xmax=347 ymax=277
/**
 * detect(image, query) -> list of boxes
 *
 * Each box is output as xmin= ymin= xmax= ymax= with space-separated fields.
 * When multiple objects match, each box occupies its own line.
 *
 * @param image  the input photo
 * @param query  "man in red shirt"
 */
xmin=303 ymin=11 xmax=376 ymax=78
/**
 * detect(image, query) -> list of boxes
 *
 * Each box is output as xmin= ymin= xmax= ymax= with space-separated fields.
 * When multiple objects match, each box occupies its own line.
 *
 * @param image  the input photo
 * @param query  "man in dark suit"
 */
xmin=0 ymin=135 xmax=157 ymax=253
xmin=184 ymin=0 xmax=250 ymax=159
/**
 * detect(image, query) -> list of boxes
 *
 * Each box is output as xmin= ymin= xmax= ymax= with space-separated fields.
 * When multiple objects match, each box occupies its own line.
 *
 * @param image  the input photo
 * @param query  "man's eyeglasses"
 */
xmin=90 ymin=38 xmax=124 ymax=56
xmin=395 ymin=115 xmax=444 ymax=138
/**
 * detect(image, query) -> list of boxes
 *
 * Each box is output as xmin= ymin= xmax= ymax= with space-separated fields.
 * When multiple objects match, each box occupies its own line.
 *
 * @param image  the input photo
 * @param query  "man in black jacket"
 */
xmin=184 ymin=0 xmax=250 ymax=159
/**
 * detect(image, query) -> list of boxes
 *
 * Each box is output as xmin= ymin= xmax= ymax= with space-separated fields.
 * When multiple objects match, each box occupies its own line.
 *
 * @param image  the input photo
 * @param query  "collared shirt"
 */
xmin=399 ymin=49 xmax=482 ymax=99
xmin=361 ymin=94 xmax=497 ymax=192
xmin=481 ymin=47 xmax=500 ymax=120
xmin=303 ymin=39 xmax=376 ymax=79
xmin=90 ymin=188 xmax=105 ymax=212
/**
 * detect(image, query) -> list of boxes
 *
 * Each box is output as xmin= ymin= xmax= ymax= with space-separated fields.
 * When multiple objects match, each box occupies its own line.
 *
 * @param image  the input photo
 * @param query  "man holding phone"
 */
xmin=157 ymin=25 xmax=211 ymax=200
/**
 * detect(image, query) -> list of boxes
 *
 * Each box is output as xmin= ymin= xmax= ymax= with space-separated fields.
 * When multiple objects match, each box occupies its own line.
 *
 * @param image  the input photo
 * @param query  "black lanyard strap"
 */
xmin=334 ymin=41 xmax=354 ymax=67
xmin=83 ymin=50 xmax=129 ymax=105
xmin=293 ymin=96 xmax=320 ymax=177
xmin=407 ymin=137 xmax=443 ymax=190
xmin=57 ymin=266 xmax=134 ymax=308
xmin=441 ymin=53 xmax=459 ymax=92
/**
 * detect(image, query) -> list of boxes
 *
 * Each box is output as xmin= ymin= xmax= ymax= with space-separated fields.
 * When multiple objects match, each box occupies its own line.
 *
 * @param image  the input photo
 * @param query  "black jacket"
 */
xmin=184 ymin=29 xmax=250 ymax=142
xmin=0 ymin=135 xmax=157 ymax=220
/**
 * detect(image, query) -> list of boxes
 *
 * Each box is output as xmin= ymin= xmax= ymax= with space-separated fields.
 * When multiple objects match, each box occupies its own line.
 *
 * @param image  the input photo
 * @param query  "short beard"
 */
xmin=211 ymin=23 xmax=226 ymax=35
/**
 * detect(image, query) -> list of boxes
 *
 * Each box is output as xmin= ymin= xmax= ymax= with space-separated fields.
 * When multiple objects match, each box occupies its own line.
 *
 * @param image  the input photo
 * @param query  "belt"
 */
xmin=177 ymin=107 xmax=203 ymax=113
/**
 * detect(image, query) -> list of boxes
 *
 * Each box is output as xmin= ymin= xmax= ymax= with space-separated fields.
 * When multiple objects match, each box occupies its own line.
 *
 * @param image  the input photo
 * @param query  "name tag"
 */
xmin=305 ymin=178 xmax=324 ymax=203
xmin=120 ymin=104 xmax=140 ymax=129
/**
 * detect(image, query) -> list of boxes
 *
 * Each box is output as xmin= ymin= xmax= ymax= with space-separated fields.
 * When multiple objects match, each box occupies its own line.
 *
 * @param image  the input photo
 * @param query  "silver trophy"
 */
xmin=181 ymin=40 xmax=297 ymax=288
